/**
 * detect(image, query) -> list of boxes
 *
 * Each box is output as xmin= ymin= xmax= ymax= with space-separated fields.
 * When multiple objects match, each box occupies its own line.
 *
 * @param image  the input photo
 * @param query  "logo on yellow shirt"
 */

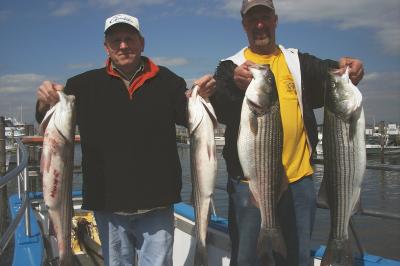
xmin=283 ymin=75 xmax=296 ymax=94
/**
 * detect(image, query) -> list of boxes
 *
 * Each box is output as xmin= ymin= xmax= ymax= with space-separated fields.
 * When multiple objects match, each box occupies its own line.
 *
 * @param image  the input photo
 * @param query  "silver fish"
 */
xmin=40 ymin=91 xmax=76 ymax=265
xmin=188 ymin=85 xmax=218 ymax=266
xmin=237 ymin=64 xmax=287 ymax=263
xmin=319 ymin=67 xmax=366 ymax=266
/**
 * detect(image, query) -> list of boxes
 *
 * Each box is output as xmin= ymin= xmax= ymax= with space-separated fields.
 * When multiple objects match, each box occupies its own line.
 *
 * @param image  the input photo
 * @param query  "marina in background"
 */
xmin=315 ymin=121 xmax=400 ymax=160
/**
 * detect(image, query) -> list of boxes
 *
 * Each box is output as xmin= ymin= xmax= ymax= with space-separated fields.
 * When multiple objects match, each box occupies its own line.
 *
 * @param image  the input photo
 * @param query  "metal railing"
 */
xmin=312 ymin=158 xmax=400 ymax=172
xmin=0 ymin=138 xmax=31 ymax=256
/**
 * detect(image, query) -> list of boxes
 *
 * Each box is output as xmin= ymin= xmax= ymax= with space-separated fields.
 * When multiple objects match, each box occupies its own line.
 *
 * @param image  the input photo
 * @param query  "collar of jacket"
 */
xmin=106 ymin=56 xmax=160 ymax=100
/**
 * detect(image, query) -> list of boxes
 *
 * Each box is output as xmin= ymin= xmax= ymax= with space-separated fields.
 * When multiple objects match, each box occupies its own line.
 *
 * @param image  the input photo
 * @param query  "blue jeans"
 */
xmin=228 ymin=177 xmax=261 ymax=266
xmin=228 ymin=175 xmax=316 ymax=266
xmin=290 ymin=176 xmax=316 ymax=266
xmin=93 ymin=206 xmax=174 ymax=266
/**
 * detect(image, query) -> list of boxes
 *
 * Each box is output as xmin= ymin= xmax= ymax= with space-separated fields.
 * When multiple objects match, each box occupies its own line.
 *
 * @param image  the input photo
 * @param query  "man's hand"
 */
xmin=189 ymin=74 xmax=216 ymax=99
xmin=234 ymin=60 xmax=255 ymax=91
xmin=338 ymin=57 xmax=364 ymax=85
xmin=37 ymin=81 xmax=64 ymax=113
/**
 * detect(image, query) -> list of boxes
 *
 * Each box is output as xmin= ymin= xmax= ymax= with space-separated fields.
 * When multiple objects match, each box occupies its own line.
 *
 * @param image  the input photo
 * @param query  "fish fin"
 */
xmin=200 ymin=97 xmax=218 ymax=129
xmin=350 ymin=190 xmax=362 ymax=215
xmin=349 ymin=106 xmax=363 ymax=140
xmin=321 ymin=238 xmax=353 ymax=266
xmin=39 ymin=104 xmax=58 ymax=135
xmin=278 ymin=170 xmax=288 ymax=201
xmin=258 ymin=228 xmax=287 ymax=262
xmin=317 ymin=175 xmax=330 ymax=209
xmin=40 ymin=143 xmax=53 ymax=174
xmin=248 ymin=181 xmax=260 ymax=208
xmin=249 ymin=113 xmax=258 ymax=135
xmin=187 ymin=86 xmax=204 ymax=135
xmin=54 ymin=92 xmax=76 ymax=141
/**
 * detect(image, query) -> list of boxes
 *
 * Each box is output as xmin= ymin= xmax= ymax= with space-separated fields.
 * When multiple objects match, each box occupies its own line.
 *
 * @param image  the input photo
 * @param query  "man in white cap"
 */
xmin=209 ymin=1 xmax=364 ymax=265
xmin=36 ymin=13 xmax=215 ymax=266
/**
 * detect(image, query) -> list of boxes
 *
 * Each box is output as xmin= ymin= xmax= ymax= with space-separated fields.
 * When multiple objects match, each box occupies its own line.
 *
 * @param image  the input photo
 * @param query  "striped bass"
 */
xmin=237 ymin=64 xmax=287 ymax=263
xmin=188 ymin=85 xmax=218 ymax=266
xmin=318 ymin=67 xmax=366 ymax=266
xmin=39 ymin=91 xmax=76 ymax=265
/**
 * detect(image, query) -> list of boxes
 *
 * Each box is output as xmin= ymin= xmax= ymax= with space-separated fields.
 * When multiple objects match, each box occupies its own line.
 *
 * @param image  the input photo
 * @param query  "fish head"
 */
xmin=326 ymin=67 xmax=363 ymax=121
xmin=246 ymin=64 xmax=277 ymax=115
xmin=54 ymin=92 xmax=76 ymax=141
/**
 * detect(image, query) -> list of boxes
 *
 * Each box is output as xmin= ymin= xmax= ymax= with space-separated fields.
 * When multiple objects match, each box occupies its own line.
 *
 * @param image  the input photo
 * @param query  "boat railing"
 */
xmin=0 ymin=138 xmax=31 ymax=256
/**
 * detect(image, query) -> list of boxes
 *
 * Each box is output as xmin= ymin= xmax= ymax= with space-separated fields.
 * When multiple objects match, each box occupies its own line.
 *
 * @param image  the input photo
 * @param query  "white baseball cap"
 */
xmin=104 ymin=14 xmax=140 ymax=34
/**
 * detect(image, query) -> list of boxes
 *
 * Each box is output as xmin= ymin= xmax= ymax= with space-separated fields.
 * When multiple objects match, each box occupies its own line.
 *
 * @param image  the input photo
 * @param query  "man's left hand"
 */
xmin=338 ymin=57 xmax=364 ymax=85
xmin=190 ymin=74 xmax=216 ymax=99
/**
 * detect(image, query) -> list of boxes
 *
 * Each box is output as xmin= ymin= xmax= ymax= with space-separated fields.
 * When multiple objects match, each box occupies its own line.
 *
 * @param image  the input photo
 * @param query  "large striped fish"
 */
xmin=40 ymin=91 xmax=76 ymax=265
xmin=319 ymin=67 xmax=366 ymax=266
xmin=237 ymin=64 xmax=287 ymax=263
xmin=188 ymin=85 xmax=218 ymax=266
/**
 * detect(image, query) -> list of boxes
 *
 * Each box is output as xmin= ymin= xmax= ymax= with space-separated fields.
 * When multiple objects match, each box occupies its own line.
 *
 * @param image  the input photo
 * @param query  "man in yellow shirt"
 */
xmin=210 ymin=0 xmax=364 ymax=265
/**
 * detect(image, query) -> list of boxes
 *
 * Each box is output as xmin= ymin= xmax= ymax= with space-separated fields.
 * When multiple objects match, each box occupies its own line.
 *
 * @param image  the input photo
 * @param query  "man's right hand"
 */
xmin=37 ymin=81 xmax=64 ymax=113
xmin=233 ymin=60 xmax=254 ymax=91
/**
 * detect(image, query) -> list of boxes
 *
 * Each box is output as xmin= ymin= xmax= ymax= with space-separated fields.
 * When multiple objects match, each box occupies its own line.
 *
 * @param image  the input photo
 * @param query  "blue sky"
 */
xmin=1 ymin=0 xmax=399 ymax=125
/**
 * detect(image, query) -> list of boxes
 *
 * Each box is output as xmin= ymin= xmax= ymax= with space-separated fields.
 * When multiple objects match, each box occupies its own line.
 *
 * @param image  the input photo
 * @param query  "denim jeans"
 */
xmin=227 ymin=175 xmax=315 ymax=266
xmin=93 ymin=206 xmax=174 ymax=266
xmin=290 ymin=176 xmax=316 ymax=266
xmin=228 ymin=177 xmax=261 ymax=266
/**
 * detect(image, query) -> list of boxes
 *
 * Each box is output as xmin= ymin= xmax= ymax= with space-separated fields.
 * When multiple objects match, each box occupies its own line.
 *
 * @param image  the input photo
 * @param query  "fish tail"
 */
xmin=194 ymin=242 xmax=208 ymax=266
xmin=321 ymin=238 xmax=353 ymax=266
xmin=257 ymin=228 xmax=287 ymax=263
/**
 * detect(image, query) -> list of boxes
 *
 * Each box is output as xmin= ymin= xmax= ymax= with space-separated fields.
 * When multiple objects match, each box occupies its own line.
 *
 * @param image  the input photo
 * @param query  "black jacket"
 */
xmin=36 ymin=57 xmax=188 ymax=211
xmin=210 ymin=47 xmax=338 ymax=177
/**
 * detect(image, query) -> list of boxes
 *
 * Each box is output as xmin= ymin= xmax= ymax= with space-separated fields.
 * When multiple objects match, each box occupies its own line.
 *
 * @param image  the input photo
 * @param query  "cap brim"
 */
xmin=104 ymin=23 xmax=140 ymax=34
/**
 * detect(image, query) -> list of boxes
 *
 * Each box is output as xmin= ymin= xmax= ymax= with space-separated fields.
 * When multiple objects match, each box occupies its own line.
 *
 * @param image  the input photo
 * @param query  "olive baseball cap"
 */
xmin=241 ymin=0 xmax=275 ymax=16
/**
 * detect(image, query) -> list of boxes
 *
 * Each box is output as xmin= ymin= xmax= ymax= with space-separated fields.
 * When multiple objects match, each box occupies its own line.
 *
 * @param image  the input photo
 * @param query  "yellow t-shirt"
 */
xmin=244 ymin=48 xmax=314 ymax=183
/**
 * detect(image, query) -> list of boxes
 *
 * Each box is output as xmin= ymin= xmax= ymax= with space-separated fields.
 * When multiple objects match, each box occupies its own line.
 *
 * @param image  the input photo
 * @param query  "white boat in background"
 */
xmin=365 ymin=134 xmax=400 ymax=155
xmin=314 ymin=131 xmax=400 ymax=156
xmin=214 ymin=136 xmax=225 ymax=146
xmin=316 ymin=132 xmax=323 ymax=155
xmin=4 ymin=117 xmax=25 ymax=138
xmin=4 ymin=117 xmax=25 ymax=151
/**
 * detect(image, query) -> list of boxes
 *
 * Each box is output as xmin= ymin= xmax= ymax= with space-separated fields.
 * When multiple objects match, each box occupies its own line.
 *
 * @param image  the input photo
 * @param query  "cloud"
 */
xmin=359 ymin=71 xmax=400 ymax=123
xmin=65 ymin=63 xmax=96 ymax=70
xmin=0 ymin=74 xmax=46 ymax=93
xmin=153 ymin=57 xmax=189 ymax=67
xmin=51 ymin=2 xmax=80 ymax=16
xmin=219 ymin=0 xmax=400 ymax=55
xmin=0 ymin=73 xmax=49 ymax=123
xmin=47 ymin=0 xmax=172 ymax=17
xmin=87 ymin=0 xmax=171 ymax=9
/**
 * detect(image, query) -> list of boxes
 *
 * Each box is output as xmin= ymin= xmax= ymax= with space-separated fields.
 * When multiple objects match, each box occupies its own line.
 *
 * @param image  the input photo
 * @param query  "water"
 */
xmin=177 ymin=143 xmax=400 ymax=260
